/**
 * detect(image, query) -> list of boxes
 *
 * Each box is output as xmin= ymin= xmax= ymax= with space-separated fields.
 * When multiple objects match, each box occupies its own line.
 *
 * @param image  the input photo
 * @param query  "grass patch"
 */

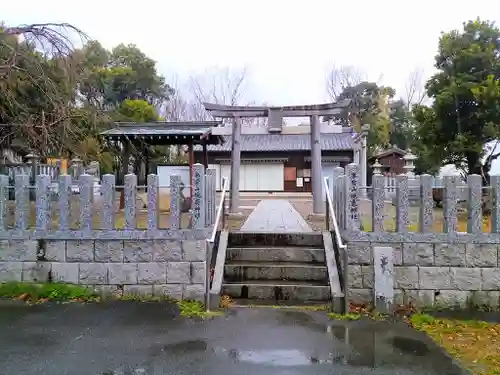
xmin=176 ymin=300 xmax=222 ymax=318
xmin=0 ymin=282 xmax=97 ymax=303
xmin=0 ymin=282 xmax=223 ymax=318
xmin=410 ymin=313 xmax=500 ymax=375
xmin=329 ymin=312 xmax=362 ymax=320
xmin=328 ymin=310 xmax=389 ymax=321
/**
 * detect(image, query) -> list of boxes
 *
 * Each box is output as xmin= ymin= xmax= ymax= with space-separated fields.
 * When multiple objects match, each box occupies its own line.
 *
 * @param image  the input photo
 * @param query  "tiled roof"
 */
xmin=101 ymin=121 xmax=222 ymax=136
xmin=371 ymin=147 xmax=406 ymax=159
xmin=194 ymin=133 xmax=354 ymax=152
xmin=100 ymin=121 xmax=225 ymax=145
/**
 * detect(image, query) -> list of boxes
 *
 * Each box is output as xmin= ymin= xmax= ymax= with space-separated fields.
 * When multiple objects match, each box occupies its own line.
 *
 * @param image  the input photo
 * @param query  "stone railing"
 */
xmin=331 ymin=163 xmax=500 ymax=311
xmin=333 ymin=163 xmax=500 ymax=239
xmin=0 ymin=163 xmax=216 ymax=239
xmin=0 ymin=163 xmax=217 ymax=302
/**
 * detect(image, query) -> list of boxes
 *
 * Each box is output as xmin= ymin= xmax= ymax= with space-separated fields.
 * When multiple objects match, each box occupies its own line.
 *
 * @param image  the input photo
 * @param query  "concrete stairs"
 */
xmin=221 ymin=232 xmax=335 ymax=305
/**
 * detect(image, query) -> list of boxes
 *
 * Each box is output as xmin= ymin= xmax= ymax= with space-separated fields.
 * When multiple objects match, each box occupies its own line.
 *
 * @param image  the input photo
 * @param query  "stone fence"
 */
xmin=330 ymin=163 xmax=500 ymax=310
xmin=0 ymin=163 xmax=217 ymax=302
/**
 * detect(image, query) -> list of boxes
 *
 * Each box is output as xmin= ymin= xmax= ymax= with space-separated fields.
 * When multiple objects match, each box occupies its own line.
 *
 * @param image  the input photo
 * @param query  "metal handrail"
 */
xmin=205 ymin=177 xmax=229 ymax=312
xmin=208 ymin=177 xmax=229 ymax=243
xmin=324 ymin=176 xmax=349 ymax=314
xmin=323 ymin=177 xmax=346 ymax=251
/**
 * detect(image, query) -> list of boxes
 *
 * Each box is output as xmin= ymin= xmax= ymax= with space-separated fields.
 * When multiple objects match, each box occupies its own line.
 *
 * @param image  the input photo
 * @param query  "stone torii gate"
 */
xmin=203 ymin=101 xmax=352 ymax=215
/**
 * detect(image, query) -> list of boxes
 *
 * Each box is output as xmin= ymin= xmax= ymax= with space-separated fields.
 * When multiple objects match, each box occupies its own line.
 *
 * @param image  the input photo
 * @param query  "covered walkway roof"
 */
xmin=100 ymin=121 xmax=225 ymax=145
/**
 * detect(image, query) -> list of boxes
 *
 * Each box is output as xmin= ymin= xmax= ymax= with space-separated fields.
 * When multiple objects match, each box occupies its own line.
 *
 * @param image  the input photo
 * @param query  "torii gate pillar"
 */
xmin=310 ymin=114 xmax=323 ymax=214
xmin=229 ymin=117 xmax=241 ymax=213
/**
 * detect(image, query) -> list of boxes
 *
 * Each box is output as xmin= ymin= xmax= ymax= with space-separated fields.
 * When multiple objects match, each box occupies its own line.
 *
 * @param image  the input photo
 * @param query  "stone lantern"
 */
xmin=372 ymin=159 xmax=383 ymax=175
xmin=403 ymin=149 xmax=417 ymax=177
xmin=25 ymin=152 xmax=40 ymax=177
xmin=25 ymin=152 xmax=39 ymax=162
xmin=403 ymin=149 xmax=420 ymax=205
xmin=71 ymin=157 xmax=84 ymax=180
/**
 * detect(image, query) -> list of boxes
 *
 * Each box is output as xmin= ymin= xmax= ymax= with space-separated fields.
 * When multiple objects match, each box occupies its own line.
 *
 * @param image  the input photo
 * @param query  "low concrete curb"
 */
xmin=208 ymin=230 xmax=229 ymax=310
xmin=323 ymin=232 xmax=344 ymax=313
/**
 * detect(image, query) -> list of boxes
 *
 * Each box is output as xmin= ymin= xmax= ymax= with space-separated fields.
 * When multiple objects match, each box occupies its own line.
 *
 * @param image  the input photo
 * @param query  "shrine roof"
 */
xmin=194 ymin=132 xmax=355 ymax=152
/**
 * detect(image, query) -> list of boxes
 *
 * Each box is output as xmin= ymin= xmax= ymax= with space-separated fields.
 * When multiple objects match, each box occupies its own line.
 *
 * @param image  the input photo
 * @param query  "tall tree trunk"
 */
xmin=466 ymin=151 xmax=482 ymax=177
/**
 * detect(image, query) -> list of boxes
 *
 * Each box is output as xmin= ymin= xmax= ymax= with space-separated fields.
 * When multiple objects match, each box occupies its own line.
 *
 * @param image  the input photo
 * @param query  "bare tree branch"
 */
xmin=0 ymin=22 xmax=90 ymax=157
xmin=187 ymin=66 xmax=255 ymax=123
xmin=404 ymin=67 xmax=428 ymax=109
xmin=165 ymin=74 xmax=190 ymax=121
xmin=1 ymin=23 xmax=87 ymax=75
xmin=326 ymin=64 xmax=366 ymax=100
xmin=189 ymin=66 xmax=249 ymax=104
xmin=167 ymin=66 xmax=269 ymax=128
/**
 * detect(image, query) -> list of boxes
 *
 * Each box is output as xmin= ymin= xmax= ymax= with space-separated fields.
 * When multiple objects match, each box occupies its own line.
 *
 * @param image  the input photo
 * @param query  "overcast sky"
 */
xmin=3 ymin=0 xmax=499 ymax=105
xmin=3 ymin=0 xmax=500 ymax=173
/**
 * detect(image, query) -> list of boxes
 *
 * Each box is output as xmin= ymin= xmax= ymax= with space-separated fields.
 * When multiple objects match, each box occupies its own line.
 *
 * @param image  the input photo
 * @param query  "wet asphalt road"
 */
xmin=0 ymin=301 xmax=467 ymax=375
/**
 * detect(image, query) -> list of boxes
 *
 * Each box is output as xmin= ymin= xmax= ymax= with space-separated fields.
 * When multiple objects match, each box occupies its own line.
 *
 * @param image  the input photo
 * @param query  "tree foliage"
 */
xmin=413 ymin=19 xmax=500 ymax=181
xmin=329 ymin=78 xmax=400 ymax=156
xmin=76 ymin=41 xmax=173 ymax=111
xmin=0 ymin=20 xmax=258 ymax=175
xmin=0 ymin=22 xmax=178 ymax=172
xmin=327 ymin=19 xmax=500 ymax=178
xmin=0 ymin=23 xmax=89 ymax=157
xmin=5 ymin=18 xmax=500 ymax=181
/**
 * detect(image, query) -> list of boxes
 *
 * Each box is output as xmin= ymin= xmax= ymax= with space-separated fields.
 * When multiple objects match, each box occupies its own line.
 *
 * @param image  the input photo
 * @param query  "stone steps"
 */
xmin=222 ymin=280 xmax=331 ymax=301
xmin=228 ymin=298 xmax=329 ymax=308
xmin=224 ymin=261 xmax=328 ymax=282
xmin=226 ymin=247 xmax=325 ymax=263
xmin=220 ymin=232 xmax=335 ymax=305
xmin=228 ymin=232 xmax=324 ymax=248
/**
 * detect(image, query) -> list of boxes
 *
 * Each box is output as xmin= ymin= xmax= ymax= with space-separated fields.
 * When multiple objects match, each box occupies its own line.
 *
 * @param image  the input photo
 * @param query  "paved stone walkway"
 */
xmin=240 ymin=199 xmax=313 ymax=232
xmin=0 ymin=302 xmax=467 ymax=375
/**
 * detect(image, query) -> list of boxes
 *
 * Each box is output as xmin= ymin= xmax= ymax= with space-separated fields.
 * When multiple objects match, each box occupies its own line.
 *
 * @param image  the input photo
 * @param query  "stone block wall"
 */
xmin=346 ymin=242 xmax=500 ymax=309
xmin=0 ymin=239 xmax=206 ymax=301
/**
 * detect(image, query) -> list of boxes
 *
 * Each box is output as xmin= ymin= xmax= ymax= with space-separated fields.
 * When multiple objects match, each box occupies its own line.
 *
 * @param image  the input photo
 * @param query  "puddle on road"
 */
xmin=96 ymin=309 xmax=466 ymax=374
xmin=210 ymin=321 xmax=461 ymax=372
xmin=214 ymin=348 xmax=335 ymax=366
xmin=391 ymin=335 xmax=430 ymax=356
xmin=325 ymin=322 xmax=464 ymax=373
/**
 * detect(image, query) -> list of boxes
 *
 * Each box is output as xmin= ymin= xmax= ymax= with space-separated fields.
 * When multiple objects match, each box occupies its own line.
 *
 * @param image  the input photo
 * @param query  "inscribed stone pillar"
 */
xmin=192 ymin=163 xmax=206 ymax=228
xmin=373 ymin=246 xmax=394 ymax=314
xmin=310 ymin=114 xmax=323 ymax=214
xmin=229 ymin=117 xmax=242 ymax=213
xmin=0 ymin=175 xmax=8 ymax=230
xmin=344 ymin=163 xmax=360 ymax=231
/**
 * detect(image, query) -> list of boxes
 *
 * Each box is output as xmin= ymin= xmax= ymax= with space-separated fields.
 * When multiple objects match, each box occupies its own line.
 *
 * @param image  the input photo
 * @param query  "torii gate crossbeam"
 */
xmin=203 ymin=100 xmax=352 ymax=215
